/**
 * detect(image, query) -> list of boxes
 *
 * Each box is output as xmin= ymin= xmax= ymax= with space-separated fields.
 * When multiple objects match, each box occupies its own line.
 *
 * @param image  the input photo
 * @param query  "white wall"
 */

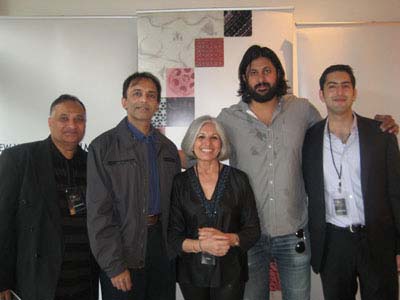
xmin=0 ymin=17 xmax=137 ymax=146
xmin=0 ymin=0 xmax=293 ymax=16
xmin=297 ymin=23 xmax=400 ymax=123
xmin=1 ymin=0 xmax=399 ymax=22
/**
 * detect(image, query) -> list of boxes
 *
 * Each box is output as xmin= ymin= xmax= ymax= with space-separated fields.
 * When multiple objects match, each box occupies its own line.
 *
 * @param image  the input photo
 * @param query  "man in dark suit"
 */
xmin=0 ymin=95 xmax=98 ymax=300
xmin=303 ymin=64 xmax=400 ymax=300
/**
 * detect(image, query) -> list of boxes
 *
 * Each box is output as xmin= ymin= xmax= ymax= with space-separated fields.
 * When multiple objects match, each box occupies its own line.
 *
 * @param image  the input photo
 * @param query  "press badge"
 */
xmin=65 ymin=186 xmax=86 ymax=216
xmin=201 ymin=252 xmax=216 ymax=266
xmin=331 ymin=190 xmax=348 ymax=216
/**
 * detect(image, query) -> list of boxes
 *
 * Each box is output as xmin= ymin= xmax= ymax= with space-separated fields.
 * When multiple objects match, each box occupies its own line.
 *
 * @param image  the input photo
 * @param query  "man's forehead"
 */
xmin=128 ymin=78 xmax=157 ymax=91
xmin=248 ymin=57 xmax=274 ymax=69
xmin=326 ymin=71 xmax=351 ymax=83
xmin=53 ymin=101 xmax=85 ymax=114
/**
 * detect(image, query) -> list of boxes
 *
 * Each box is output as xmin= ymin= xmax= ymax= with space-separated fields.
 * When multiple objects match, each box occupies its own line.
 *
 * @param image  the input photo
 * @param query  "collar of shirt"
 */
xmin=243 ymin=97 xmax=284 ymax=123
xmin=48 ymin=136 xmax=84 ymax=162
xmin=126 ymin=118 xmax=157 ymax=143
xmin=324 ymin=112 xmax=359 ymax=145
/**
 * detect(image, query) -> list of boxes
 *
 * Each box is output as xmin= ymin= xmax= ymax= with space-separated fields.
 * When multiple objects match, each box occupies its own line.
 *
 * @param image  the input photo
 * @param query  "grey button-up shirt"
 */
xmin=217 ymin=95 xmax=321 ymax=236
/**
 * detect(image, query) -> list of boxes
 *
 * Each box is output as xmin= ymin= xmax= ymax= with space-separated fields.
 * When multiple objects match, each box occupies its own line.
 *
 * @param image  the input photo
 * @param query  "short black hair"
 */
xmin=319 ymin=64 xmax=356 ymax=90
xmin=238 ymin=45 xmax=289 ymax=103
xmin=49 ymin=94 xmax=85 ymax=115
xmin=122 ymin=72 xmax=162 ymax=103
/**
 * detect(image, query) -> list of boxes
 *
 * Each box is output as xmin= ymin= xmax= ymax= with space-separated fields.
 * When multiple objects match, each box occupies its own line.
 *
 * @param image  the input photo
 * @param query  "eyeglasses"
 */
xmin=295 ymin=229 xmax=306 ymax=253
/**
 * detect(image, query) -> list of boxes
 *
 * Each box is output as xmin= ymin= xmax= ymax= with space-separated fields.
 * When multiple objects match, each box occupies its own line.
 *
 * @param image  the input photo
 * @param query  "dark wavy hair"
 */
xmin=238 ymin=45 xmax=289 ymax=103
xmin=122 ymin=72 xmax=162 ymax=103
xmin=319 ymin=64 xmax=356 ymax=90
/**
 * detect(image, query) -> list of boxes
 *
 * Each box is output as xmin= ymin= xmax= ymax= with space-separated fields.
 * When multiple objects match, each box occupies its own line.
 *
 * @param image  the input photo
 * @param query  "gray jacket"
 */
xmin=87 ymin=118 xmax=181 ymax=278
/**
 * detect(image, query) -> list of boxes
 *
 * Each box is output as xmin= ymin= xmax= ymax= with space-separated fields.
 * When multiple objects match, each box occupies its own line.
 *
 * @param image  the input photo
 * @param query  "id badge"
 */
xmin=65 ymin=186 xmax=86 ymax=216
xmin=201 ymin=252 xmax=216 ymax=266
xmin=331 ymin=190 xmax=348 ymax=216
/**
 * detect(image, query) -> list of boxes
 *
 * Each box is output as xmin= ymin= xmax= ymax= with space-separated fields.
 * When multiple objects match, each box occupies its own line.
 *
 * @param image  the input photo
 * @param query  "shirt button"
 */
xmin=349 ymin=195 xmax=353 ymax=199
xmin=269 ymin=180 xmax=273 ymax=185
xmin=269 ymin=198 xmax=274 ymax=201
xmin=269 ymin=163 xmax=273 ymax=167
xmin=268 ymin=145 xmax=272 ymax=149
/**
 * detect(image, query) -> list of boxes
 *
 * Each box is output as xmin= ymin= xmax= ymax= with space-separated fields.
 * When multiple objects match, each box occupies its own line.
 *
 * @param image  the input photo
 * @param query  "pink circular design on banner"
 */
xmin=167 ymin=68 xmax=194 ymax=97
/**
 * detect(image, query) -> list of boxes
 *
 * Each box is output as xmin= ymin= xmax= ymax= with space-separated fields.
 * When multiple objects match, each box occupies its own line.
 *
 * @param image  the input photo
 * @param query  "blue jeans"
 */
xmin=243 ymin=230 xmax=311 ymax=300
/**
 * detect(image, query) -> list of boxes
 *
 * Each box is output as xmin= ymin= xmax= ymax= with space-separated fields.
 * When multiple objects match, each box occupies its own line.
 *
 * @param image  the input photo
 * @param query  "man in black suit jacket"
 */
xmin=0 ymin=95 xmax=98 ymax=300
xmin=303 ymin=64 xmax=400 ymax=300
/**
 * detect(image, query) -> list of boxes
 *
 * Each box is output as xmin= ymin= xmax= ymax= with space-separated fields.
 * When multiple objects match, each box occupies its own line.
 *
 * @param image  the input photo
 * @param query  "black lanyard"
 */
xmin=327 ymin=124 xmax=344 ymax=193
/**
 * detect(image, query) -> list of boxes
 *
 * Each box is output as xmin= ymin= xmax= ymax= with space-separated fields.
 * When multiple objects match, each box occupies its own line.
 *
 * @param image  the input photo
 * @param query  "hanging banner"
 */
xmin=137 ymin=9 xmax=295 ymax=148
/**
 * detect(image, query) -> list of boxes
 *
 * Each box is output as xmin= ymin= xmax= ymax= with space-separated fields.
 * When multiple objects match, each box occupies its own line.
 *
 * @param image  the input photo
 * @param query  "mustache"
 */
xmin=134 ymin=104 xmax=151 ymax=110
xmin=63 ymin=130 xmax=79 ymax=134
xmin=254 ymin=82 xmax=271 ymax=90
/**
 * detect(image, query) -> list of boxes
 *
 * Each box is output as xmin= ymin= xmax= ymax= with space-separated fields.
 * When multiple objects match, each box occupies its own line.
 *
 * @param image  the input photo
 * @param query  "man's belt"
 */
xmin=327 ymin=223 xmax=366 ymax=233
xmin=147 ymin=214 xmax=160 ymax=226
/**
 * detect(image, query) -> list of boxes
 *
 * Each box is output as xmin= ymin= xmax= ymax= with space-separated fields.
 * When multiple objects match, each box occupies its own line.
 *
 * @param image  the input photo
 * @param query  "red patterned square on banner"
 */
xmin=166 ymin=68 xmax=195 ymax=98
xmin=195 ymin=38 xmax=224 ymax=67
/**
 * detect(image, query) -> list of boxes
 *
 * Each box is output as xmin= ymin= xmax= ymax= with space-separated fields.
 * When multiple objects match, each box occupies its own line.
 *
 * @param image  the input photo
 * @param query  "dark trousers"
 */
xmin=320 ymin=225 xmax=398 ymax=300
xmin=100 ymin=221 xmax=176 ymax=300
xmin=179 ymin=279 xmax=245 ymax=300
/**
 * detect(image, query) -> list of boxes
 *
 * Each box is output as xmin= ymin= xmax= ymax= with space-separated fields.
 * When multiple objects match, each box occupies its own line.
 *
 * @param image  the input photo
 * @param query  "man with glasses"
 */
xmin=303 ymin=64 xmax=400 ymax=299
xmin=86 ymin=72 xmax=181 ymax=300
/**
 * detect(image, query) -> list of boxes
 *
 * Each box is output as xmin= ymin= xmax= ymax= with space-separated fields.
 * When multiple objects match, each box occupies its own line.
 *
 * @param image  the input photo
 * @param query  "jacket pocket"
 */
xmin=107 ymin=158 xmax=137 ymax=165
xmin=163 ymin=156 xmax=177 ymax=163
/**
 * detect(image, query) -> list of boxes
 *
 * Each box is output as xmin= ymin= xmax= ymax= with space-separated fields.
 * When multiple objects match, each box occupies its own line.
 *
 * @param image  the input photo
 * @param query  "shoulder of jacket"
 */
xmin=2 ymin=139 xmax=44 ymax=156
xmin=173 ymin=168 xmax=190 ymax=183
xmin=308 ymin=118 xmax=326 ymax=131
xmin=227 ymin=166 xmax=249 ymax=181
xmin=156 ymin=131 xmax=178 ymax=152
xmin=356 ymin=114 xmax=380 ymax=128
xmin=90 ymin=125 xmax=121 ymax=147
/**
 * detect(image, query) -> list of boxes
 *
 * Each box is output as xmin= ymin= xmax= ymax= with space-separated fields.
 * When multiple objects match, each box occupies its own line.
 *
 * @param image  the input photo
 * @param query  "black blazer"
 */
xmin=168 ymin=165 xmax=260 ymax=287
xmin=0 ymin=138 xmax=95 ymax=300
xmin=302 ymin=115 xmax=400 ymax=274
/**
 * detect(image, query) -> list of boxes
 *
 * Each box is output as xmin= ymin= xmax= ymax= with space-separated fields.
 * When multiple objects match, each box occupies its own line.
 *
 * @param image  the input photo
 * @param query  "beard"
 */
xmin=246 ymin=82 xmax=278 ymax=103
